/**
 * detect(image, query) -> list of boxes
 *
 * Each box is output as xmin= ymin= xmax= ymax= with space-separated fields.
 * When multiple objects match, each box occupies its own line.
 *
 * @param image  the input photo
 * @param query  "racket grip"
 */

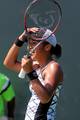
xmin=18 ymin=68 xmax=26 ymax=79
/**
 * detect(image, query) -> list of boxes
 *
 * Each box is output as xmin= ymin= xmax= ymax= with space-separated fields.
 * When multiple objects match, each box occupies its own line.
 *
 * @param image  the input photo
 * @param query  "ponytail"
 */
xmin=50 ymin=44 xmax=62 ymax=59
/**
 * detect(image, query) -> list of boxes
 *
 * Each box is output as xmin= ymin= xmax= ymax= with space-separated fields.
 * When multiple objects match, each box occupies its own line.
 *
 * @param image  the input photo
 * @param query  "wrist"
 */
xmin=27 ymin=70 xmax=38 ymax=81
xmin=18 ymin=31 xmax=28 ymax=42
xmin=15 ymin=38 xmax=24 ymax=47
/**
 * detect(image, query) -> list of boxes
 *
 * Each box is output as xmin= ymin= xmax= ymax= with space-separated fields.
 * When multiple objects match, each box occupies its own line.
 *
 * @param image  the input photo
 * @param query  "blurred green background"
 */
xmin=0 ymin=0 xmax=80 ymax=120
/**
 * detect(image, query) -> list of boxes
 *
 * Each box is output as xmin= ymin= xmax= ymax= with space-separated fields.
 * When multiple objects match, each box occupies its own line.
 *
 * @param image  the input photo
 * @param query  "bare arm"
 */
xmin=30 ymin=62 xmax=63 ymax=104
xmin=4 ymin=44 xmax=21 ymax=72
xmin=3 ymin=30 xmax=28 ymax=72
xmin=3 ymin=28 xmax=39 ymax=72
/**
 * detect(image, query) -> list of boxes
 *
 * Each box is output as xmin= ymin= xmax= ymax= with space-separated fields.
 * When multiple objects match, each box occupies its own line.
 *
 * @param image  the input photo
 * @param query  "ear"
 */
xmin=44 ymin=44 xmax=52 ymax=51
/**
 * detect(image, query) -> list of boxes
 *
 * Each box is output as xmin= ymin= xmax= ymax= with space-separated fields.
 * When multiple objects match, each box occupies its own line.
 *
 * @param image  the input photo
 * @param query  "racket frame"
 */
xmin=18 ymin=0 xmax=62 ymax=78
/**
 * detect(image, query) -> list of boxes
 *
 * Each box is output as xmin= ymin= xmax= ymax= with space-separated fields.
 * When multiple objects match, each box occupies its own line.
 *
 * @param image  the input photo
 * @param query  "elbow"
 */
xmin=3 ymin=61 xmax=11 ymax=69
xmin=3 ymin=59 xmax=14 ymax=70
xmin=41 ymin=88 xmax=53 ymax=104
xmin=3 ymin=59 xmax=20 ymax=72
xmin=40 ymin=94 xmax=52 ymax=104
xmin=3 ymin=59 xmax=9 ymax=67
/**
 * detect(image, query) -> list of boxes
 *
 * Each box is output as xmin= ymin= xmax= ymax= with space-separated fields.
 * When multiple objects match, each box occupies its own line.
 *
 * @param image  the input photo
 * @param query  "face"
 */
xmin=28 ymin=39 xmax=44 ymax=61
xmin=28 ymin=39 xmax=40 ymax=50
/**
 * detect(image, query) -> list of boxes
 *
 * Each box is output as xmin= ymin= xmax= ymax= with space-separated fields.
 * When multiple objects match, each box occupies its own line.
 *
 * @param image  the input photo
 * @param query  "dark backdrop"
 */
xmin=0 ymin=0 xmax=80 ymax=120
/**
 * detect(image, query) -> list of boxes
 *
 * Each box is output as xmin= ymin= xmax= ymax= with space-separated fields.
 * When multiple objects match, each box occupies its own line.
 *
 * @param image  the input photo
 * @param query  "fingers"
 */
xmin=18 ymin=31 xmax=27 ymax=41
xmin=21 ymin=55 xmax=32 ymax=66
xmin=27 ymin=27 xmax=39 ymax=33
xmin=21 ymin=55 xmax=33 ymax=72
xmin=18 ymin=27 xmax=39 ymax=42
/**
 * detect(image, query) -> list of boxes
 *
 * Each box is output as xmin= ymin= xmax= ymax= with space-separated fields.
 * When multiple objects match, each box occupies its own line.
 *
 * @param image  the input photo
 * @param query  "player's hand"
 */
xmin=18 ymin=27 xmax=39 ymax=42
xmin=18 ymin=30 xmax=27 ymax=42
xmin=21 ymin=55 xmax=33 ymax=73
xmin=27 ymin=27 xmax=39 ymax=33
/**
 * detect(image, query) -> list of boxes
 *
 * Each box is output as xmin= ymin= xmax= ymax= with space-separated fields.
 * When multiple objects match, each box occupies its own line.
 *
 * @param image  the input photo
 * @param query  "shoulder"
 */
xmin=47 ymin=61 xmax=62 ymax=72
xmin=45 ymin=61 xmax=63 ymax=82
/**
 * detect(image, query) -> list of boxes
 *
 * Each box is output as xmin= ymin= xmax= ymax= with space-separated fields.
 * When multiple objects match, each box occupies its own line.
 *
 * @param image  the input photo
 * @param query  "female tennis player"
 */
xmin=3 ymin=27 xmax=63 ymax=120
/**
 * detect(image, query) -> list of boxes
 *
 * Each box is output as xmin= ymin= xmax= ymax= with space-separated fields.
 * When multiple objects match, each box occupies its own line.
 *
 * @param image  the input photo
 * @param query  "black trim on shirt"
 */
xmin=34 ymin=97 xmax=53 ymax=120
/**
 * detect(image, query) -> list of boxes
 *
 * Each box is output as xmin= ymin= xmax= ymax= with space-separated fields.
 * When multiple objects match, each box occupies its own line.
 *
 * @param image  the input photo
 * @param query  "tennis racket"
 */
xmin=18 ymin=0 xmax=62 ymax=78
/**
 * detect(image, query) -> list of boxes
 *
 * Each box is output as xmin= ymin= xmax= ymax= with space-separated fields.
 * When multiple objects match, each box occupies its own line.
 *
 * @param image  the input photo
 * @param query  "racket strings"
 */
xmin=24 ymin=0 xmax=62 ymax=55
xmin=25 ymin=0 xmax=62 ymax=31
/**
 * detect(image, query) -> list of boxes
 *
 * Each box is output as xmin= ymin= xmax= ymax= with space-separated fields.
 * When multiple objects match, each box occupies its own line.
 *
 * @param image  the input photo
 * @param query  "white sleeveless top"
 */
xmin=25 ymin=68 xmax=62 ymax=120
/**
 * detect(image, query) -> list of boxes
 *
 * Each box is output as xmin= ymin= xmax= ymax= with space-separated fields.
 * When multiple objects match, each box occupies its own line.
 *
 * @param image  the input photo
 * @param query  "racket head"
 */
xmin=24 ymin=0 xmax=62 ymax=56
xmin=24 ymin=0 xmax=62 ymax=35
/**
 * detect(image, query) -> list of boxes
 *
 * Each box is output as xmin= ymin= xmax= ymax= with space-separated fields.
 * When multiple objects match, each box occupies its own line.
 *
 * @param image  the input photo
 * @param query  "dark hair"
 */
xmin=50 ymin=44 xmax=62 ymax=58
xmin=42 ymin=42 xmax=62 ymax=59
